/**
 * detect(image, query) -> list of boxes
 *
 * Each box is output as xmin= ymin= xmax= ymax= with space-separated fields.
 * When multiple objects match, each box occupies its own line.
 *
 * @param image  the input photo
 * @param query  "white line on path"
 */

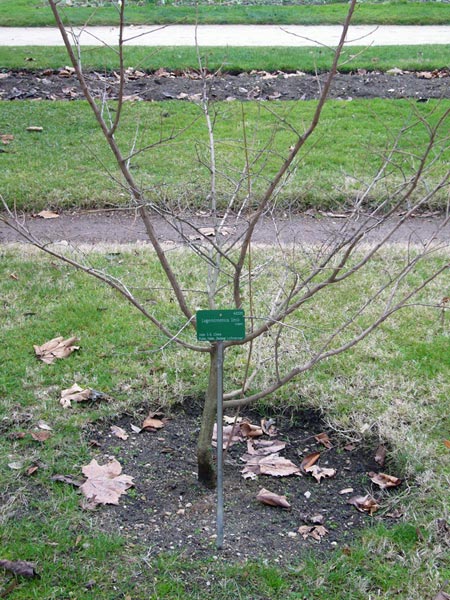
xmin=0 ymin=25 xmax=449 ymax=47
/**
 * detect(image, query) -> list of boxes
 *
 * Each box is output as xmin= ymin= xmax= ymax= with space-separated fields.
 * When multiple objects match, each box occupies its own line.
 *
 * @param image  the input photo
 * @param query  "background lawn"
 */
xmin=1 ymin=0 xmax=449 ymax=26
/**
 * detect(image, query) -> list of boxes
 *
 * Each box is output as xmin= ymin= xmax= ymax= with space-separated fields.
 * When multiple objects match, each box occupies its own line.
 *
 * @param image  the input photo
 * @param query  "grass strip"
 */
xmin=1 ymin=0 xmax=449 ymax=27
xmin=1 ymin=99 xmax=449 ymax=212
xmin=1 ymin=44 xmax=449 ymax=73
xmin=0 ymin=246 xmax=449 ymax=598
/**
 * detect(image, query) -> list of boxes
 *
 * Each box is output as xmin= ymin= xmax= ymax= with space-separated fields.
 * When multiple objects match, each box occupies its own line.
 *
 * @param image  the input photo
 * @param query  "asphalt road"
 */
xmin=0 ymin=24 xmax=449 ymax=47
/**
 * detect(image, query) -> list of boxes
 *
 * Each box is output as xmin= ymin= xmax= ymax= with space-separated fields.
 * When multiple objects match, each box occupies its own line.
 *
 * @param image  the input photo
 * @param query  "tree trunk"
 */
xmin=197 ymin=346 xmax=218 ymax=487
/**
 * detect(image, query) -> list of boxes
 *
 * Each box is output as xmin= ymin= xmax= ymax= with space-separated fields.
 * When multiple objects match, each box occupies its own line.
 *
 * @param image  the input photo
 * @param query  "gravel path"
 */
xmin=1 ymin=25 xmax=450 ymax=47
xmin=1 ymin=210 xmax=449 ymax=246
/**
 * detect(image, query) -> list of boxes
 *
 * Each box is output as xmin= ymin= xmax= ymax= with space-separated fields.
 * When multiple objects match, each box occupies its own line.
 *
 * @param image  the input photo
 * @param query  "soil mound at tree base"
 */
xmin=88 ymin=406 xmax=401 ymax=562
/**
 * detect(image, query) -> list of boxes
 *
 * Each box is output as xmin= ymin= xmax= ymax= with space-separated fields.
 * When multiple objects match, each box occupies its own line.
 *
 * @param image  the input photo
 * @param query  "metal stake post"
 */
xmin=216 ymin=340 xmax=224 ymax=550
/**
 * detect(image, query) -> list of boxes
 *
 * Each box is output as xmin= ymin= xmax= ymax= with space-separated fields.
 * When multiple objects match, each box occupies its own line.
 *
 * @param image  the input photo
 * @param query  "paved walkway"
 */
xmin=0 ymin=24 xmax=449 ymax=47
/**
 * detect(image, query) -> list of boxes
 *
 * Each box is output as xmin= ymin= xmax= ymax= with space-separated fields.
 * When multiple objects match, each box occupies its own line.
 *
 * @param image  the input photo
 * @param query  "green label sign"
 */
xmin=197 ymin=309 xmax=245 ymax=341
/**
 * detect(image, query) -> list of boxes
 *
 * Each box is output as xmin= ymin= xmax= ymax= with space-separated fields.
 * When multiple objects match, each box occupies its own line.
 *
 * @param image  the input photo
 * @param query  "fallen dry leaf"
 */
xmin=347 ymin=494 xmax=380 ymax=515
xmin=212 ymin=423 xmax=242 ymax=448
xmin=368 ymin=471 xmax=402 ymax=489
xmin=261 ymin=418 xmax=277 ymax=437
xmin=300 ymin=451 xmax=321 ymax=473
xmin=339 ymin=487 xmax=354 ymax=495
xmin=60 ymin=384 xmax=92 ymax=408
xmin=374 ymin=444 xmax=387 ymax=466
xmin=315 ymin=432 xmax=333 ymax=449
xmin=30 ymin=430 xmax=51 ymax=442
xmin=434 ymin=590 xmax=450 ymax=600
xmin=242 ymin=453 xmax=300 ymax=478
xmin=305 ymin=464 xmax=337 ymax=483
xmin=7 ymin=460 xmax=24 ymax=470
xmin=34 ymin=336 xmax=80 ymax=364
xmin=298 ymin=525 xmax=328 ymax=541
xmin=444 ymin=440 xmax=450 ymax=449
xmin=25 ymin=465 xmax=39 ymax=476
xmin=110 ymin=425 xmax=128 ymax=440
xmin=34 ymin=210 xmax=59 ymax=219
xmin=80 ymin=459 xmax=134 ymax=506
xmin=223 ymin=415 xmax=242 ymax=425
xmin=259 ymin=455 xmax=300 ymax=477
xmin=0 ymin=559 xmax=40 ymax=578
xmin=1 ymin=133 xmax=14 ymax=144
xmin=344 ymin=443 xmax=356 ymax=451
xmin=51 ymin=474 xmax=83 ymax=487
xmin=256 ymin=487 xmax=291 ymax=509
xmin=37 ymin=421 xmax=52 ymax=431
xmin=141 ymin=416 xmax=165 ymax=431
xmin=242 ymin=438 xmax=286 ymax=460
xmin=240 ymin=421 xmax=263 ymax=438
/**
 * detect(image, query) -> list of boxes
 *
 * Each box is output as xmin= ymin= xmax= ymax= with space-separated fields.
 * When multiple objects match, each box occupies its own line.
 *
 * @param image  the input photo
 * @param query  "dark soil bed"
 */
xmin=86 ymin=404 xmax=402 ymax=563
xmin=1 ymin=68 xmax=449 ymax=102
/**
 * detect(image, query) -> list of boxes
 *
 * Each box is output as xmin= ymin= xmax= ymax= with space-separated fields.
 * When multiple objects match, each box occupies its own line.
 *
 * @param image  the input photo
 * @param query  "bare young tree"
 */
xmin=2 ymin=0 xmax=449 ymax=487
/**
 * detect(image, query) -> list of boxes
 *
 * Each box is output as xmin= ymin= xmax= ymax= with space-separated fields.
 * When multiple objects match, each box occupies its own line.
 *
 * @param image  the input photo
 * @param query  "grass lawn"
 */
xmin=1 ymin=0 xmax=450 ymax=26
xmin=1 ymin=44 xmax=449 ymax=73
xmin=0 ymin=245 xmax=449 ymax=598
xmin=1 ymin=98 xmax=449 ymax=212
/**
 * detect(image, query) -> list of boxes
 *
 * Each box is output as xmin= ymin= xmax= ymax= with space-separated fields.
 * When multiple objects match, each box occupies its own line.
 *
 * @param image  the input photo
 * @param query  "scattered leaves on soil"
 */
xmin=34 ymin=336 xmax=79 ymax=364
xmin=256 ymin=488 xmax=291 ymax=509
xmin=80 ymin=459 xmax=134 ymax=507
xmin=0 ymin=560 xmax=40 ymax=579
xmin=84 ymin=408 xmax=403 ymax=561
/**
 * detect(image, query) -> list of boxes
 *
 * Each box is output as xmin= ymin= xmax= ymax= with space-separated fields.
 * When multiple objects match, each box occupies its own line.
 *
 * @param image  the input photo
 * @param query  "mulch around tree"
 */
xmin=1 ymin=68 xmax=449 ymax=102
xmin=87 ymin=403 xmax=402 ymax=563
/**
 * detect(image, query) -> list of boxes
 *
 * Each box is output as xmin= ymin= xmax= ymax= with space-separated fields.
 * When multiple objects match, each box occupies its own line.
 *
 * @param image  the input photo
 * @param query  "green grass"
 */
xmin=1 ymin=44 xmax=449 ymax=73
xmin=0 ymin=246 xmax=449 ymax=598
xmin=1 ymin=0 xmax=449 ymax=26
xmin=1 ymin=98 xmax=449 ymax=212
